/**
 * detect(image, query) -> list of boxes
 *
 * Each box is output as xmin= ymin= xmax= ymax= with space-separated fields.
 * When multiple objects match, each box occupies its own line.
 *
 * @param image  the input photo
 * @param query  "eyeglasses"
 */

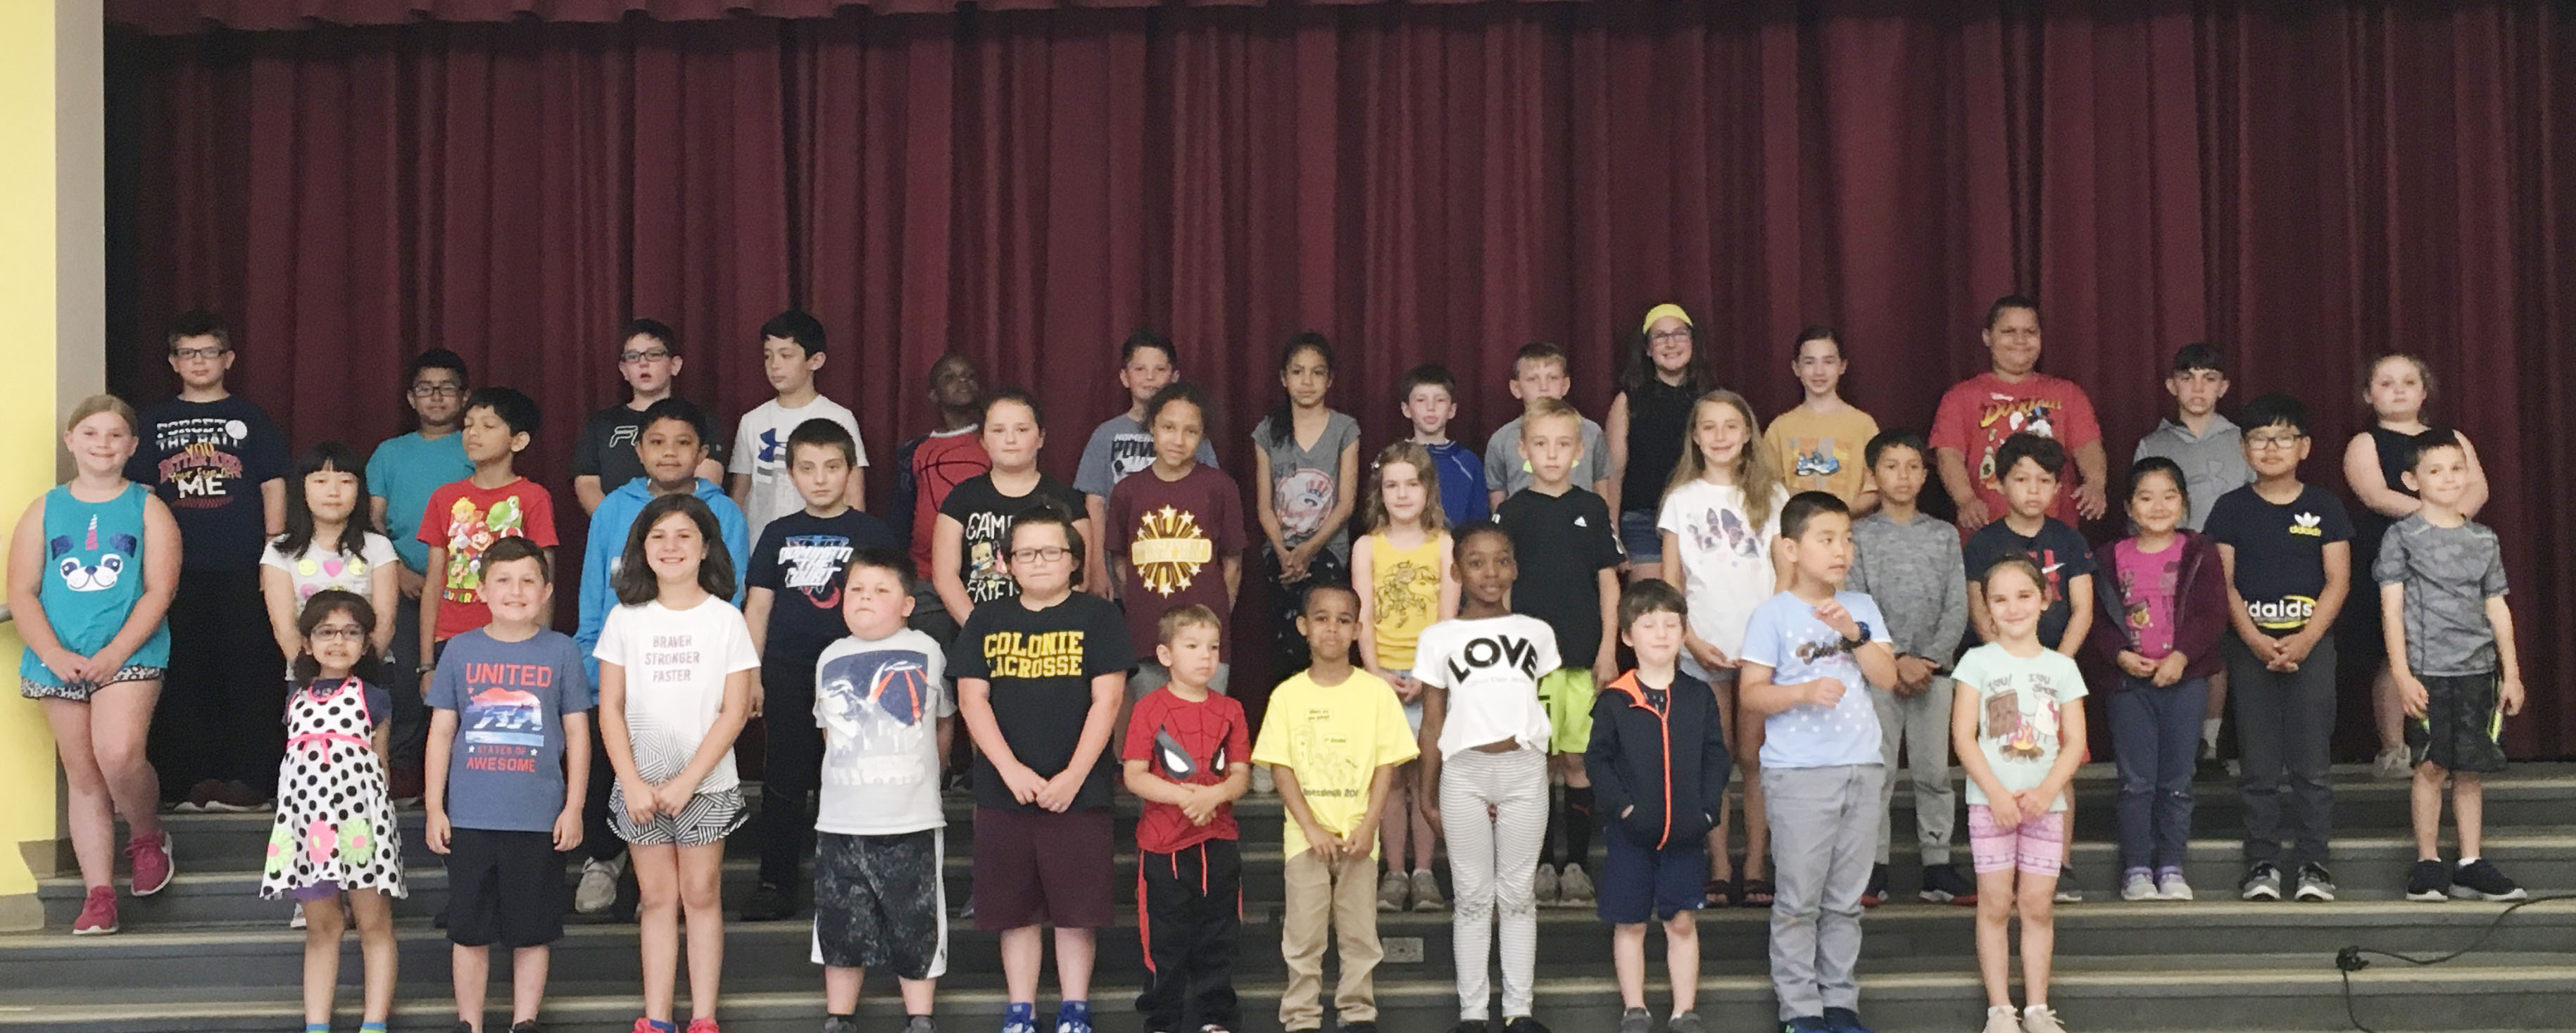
xmin=171 ymin=346 xmax=228 ymax=361
xmin=621 ymin=349 xmax=672 ymax=365
xmin=408 ymin=384 xmax=463 ymax=398
xmin=1009 ymin=546 xmax=1072 ymax=564
xmin=1648 ymin=328 xmax=1695 ymax=344
xmin=308 ymin=626 xmax=366 ymax=643
xmin=2246 ymin=433 xmax=2306 ymax=450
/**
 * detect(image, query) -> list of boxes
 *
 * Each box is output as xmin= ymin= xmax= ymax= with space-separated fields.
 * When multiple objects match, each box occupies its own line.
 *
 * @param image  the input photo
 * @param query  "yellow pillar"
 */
xmin=0 ymin=0 xmax=105 ymax=932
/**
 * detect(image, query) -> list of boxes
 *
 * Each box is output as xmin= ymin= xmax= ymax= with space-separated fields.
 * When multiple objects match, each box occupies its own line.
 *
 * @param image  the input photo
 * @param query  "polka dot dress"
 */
xmin=259 ymin=678 xmax=406 ymax=900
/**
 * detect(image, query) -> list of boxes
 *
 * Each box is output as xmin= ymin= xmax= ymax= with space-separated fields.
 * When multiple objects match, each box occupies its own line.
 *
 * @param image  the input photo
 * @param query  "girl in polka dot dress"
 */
xmin=259 ymin=589 xmax=404 ymax=1033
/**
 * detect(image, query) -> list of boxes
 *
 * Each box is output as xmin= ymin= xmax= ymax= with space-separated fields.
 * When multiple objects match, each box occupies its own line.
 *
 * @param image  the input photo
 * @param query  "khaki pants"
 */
xmin=1278 ymin=848 xmax=1381 ymax=1029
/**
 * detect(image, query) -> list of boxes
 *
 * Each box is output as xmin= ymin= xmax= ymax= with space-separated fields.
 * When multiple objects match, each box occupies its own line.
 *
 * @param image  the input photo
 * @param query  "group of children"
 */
xmin=9 ymin=298 xmax=2532 ymax=1033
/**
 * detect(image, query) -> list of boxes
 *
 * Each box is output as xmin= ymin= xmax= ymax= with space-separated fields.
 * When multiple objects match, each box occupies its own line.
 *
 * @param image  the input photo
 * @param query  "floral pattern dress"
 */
xmin=259 ymin=678 xmax=406 ymax=899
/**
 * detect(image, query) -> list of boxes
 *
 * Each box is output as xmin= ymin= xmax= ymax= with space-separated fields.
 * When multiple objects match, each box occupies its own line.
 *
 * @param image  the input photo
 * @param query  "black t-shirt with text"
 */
xmin=1495 ymin=487 xmax=1623 ymax=664
xmin=938 ymin=473 xmax=1087 ymax=607
xmin=746 ymin=509 xmax=901 ymax=671
xmin=948 ymin=592 xmax=1133 ymax=811
xmin=574 ymin=404 xmax=727 ymax=494
xmin=1963 ymin=517 xmax=2097 ymax=647
xmin=2206 ymin=483 xmax=2354 ymax=637
xmin=126 ymin=395 xmax=289 ymax=571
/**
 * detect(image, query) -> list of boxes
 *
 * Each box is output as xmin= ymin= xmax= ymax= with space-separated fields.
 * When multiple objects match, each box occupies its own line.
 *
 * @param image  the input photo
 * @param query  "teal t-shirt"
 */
xmin=367 ymin=431 xmax=473 ymax=573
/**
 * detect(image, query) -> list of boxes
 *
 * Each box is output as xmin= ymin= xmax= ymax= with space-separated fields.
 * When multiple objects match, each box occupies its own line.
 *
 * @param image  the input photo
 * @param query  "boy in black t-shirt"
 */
xmin=129 ymin=311 xmax=291 ymax=811
xmin=741 ymin=419 xmax=900 ymax=921
xmin=1494 ymin=398 xmax=1623 ymax=907
xmin=2204 ymin=393 xmax=2354 ymax=904
xmin=949 ymin=499 xmax=1133 ymax=1033
xmin=571 ymin=319 xmax=725 ymax=514
xmin=1961 ymin=432 xmax=2096 ymax=899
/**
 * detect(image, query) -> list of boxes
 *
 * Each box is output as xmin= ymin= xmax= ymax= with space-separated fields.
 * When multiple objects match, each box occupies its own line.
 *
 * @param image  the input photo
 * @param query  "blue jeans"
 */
xmin=2110 ymin=674 xmax=2204 ymax=873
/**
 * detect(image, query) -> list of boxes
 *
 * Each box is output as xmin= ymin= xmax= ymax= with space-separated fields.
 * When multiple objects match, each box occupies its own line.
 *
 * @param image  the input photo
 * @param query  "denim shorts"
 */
xmin=1619 ymin=510 xmax=1662 ymax=565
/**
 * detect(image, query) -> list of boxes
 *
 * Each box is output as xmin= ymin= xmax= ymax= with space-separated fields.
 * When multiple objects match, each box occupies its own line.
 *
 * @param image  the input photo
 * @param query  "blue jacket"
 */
xmin=577 ymin=476 xmax=750 ymax=690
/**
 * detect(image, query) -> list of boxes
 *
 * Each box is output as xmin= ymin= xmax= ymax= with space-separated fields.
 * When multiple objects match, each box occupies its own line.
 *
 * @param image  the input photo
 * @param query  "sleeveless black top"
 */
xmin=1621 ymin=378 xmax=1699 ymax=514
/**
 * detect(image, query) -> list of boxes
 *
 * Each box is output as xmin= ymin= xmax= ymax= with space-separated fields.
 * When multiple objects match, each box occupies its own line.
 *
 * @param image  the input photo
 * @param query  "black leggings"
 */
xmin=150 ymin=569 xmax=287 ymax=799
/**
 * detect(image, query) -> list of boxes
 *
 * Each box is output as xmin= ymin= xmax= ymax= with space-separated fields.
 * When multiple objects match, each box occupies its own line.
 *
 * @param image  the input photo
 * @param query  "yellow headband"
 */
xmin=1640 ymin=303 xmax=1693 ymax=334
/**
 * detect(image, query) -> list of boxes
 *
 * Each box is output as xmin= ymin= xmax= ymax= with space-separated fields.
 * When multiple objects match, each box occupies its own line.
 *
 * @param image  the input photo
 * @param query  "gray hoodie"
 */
xmin=2134 ymin=414 xmax=2252 ymax=531
xmin=1848 ymin=509 xmax=1971 ymax=666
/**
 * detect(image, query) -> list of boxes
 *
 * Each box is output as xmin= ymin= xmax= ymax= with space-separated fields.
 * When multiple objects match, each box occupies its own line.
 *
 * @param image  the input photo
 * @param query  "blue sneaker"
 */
xmin=1002 ymin=1003 xmax=1037 ymax=1033
xmin=1822 ymin=1008 xmax=1874 ymax=1033
xmin=1055 ymin=1001 xmax=1092 ymax=1033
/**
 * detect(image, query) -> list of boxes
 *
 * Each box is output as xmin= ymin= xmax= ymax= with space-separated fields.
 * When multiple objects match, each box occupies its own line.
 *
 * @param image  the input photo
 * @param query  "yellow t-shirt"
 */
xmin=1366 ymin=531 xmax=1444 ymax=671
xmin=1250 ymin=668 xmax=1420 ymax=858
xmin=1765 ymin=405 xmax=1881 ymax=505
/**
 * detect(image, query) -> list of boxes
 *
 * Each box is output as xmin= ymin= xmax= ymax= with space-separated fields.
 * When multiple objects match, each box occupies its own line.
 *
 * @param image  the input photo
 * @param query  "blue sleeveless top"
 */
xmin=20 ymin=483 xmax=170 ymax=685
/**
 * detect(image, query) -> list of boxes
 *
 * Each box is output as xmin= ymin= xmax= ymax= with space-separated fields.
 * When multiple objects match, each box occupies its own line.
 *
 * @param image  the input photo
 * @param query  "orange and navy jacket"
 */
xmin=1584 ymin=668 xmax=1732 ymax=849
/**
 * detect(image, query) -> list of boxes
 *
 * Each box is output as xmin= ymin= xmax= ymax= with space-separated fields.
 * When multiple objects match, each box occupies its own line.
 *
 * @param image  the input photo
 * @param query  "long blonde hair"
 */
xmin=1359 ymin=439 xmax=1447 ymax=535
xmin=1665 ymin=389 xmax=1784 ymax=537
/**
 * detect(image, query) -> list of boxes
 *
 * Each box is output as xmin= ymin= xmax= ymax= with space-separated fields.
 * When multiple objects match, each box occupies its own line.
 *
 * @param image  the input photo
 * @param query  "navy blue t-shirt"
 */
xmin=1963 ymin=517 xmax=2097 ymax=647
xmin=747 ymin=508 xmax=901 ymax=671
xmin=426 ymin=629 xmax=590 ymax=833
xmin=126 ymin=395 xmax=289 ymax=571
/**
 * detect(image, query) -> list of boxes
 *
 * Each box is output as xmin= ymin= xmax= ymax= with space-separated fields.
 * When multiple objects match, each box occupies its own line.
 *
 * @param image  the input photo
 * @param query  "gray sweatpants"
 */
xmin=1871 ymin=680 xmax=1956 ymax=866
xmin=1764 ymin=763 xmax=1884 ymax=1021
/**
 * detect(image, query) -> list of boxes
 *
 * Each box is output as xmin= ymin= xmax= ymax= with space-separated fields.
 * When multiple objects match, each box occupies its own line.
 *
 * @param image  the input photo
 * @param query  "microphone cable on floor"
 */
xmin=2334 ymin=892 xmax=2576 ymax=1033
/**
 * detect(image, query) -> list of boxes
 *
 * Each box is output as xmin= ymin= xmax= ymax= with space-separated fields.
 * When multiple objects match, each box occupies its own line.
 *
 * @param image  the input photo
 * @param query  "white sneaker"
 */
xmin=576 ymin=854 xmax=627 ymax=914
xmin=2020 ymin=1004 xmax=2068 ymax=1033
xmin=2372 ymin=747 xmax=2411 ymax=780
xmin=2120 ymin=871 xmax=2158 ymax=901
xmin=1558 ymin=863 xmax=1596 ymax=907
xmin=1531 ymin=863 xmax=1559 ymax=906
xmin=2156 ymin=871 xmax=2194 ymax=901
xmin=1981 ymin=1006 xmax=2021 ymax=1033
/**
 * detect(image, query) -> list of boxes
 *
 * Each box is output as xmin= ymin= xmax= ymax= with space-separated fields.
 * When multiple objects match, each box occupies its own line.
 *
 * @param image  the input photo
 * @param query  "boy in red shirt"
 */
xmin=1930 ymin=294 xmax=2109 ymax=531
xmin=1121 ymin=604 xmax=1252 ymax=1033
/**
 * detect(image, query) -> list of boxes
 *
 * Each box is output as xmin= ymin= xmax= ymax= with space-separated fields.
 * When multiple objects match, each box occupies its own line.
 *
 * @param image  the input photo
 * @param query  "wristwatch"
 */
xmin=415 ymin=663 xmax=436 ymax=675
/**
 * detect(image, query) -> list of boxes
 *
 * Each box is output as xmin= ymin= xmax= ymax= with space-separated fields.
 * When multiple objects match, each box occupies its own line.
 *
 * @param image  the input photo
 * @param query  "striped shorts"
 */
xmin=609 ymin=784 xmax=749 ymax=847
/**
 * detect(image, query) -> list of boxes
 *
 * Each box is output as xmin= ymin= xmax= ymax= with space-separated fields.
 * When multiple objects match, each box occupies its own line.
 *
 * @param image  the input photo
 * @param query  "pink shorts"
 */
xmin=1967 ymin=804 xmax=2066 ymax=877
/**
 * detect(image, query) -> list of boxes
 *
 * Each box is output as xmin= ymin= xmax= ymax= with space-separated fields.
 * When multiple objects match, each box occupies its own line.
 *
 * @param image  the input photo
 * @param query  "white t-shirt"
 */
xmin=813 ymin=628 xmax=955 ymax=835
xmin=1657 ymin=479 xmax=1788 ymax=668
xmin=593 ymin=596 xmax=762 ymax=794
xmin=731 ymin=395 xmax=867 ymax=544
xmin=1952 ymin=642 xmax=2089 ymax=812
xmin=260 ymin=531 xmax=399 ymax=605
xmin=1414 ymin=614 xmax=1559 ymax=758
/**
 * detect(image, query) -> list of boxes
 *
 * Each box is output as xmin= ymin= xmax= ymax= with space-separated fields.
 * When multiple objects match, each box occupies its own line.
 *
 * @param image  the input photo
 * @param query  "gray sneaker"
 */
xmin=1531 ymin=863 xmax=1559 ymax=906
xmin=1378 ymin=870 xmax=1409 ymax=913
xmin=1664 ymin=1010 xmax=1703 ymax=1033
xmin=2239 ymin=862 xmax=2282 ymax=901
xmin=1558 ymin=863 xmax=1596 ymax=908
xmin=1410 ymin=869 xmax=1447 ymax=911
xmin=822 ymin=1018 xmax=860 ymax=1033
xmin=1619 ymin=1008 xmax=1651 ymax=1033
xmin=907 ymin=1016 xmax=938 ymax=1033
xmin=576 ymin=855 xmax=627 ymax=914
xmin=2294 ymin=863 xmax=2337 ymax=902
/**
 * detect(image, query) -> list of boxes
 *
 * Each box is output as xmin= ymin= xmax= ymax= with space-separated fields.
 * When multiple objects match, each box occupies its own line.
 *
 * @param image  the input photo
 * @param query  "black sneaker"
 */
xmin=1860 ymin=863 xmax=1888 ymax=908
xmin=1338 ymin=1022 xmax=1378 ymax=1033
xmin=2293 ymin=862 xmax=2337 ymax=902
xmin=450 ymin=1022 xmax=475 ymax=1033
xmin=2405 ymin=859 xmax=2451 ymax=901
xmin=510 ymin=1022 xmax=543 ymax=1033
xmin=1502 ymin=1018 xmax=1552 ymax=1033
xmin=1447 ymin=1021 xmax=1490 ymax=1033
xmin=2450 ymin=858 xmax=2528 ymax=901
xmin=2239 ymin=861 xmax=2283 ymax=901
xmin=742 ymin=882 xmax=796 ymax=921
xmin=1920 ymin=863 xmax=1978 ymax=905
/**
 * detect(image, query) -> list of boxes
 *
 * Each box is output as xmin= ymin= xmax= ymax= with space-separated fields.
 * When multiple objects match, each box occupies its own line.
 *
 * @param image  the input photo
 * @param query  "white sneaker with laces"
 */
xmin=1980 ymin=1006 xmax=2021 ymax=1033
xmin=2020 ymin=1003 xmax=2068 ymax=1033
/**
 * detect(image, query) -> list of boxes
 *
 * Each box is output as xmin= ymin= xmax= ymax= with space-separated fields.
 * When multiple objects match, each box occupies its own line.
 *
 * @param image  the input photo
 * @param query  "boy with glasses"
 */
xmin=571 ymin=320 xmax=726 ymax=515
xmin=367 ymin=348 xmax=477 ymax=799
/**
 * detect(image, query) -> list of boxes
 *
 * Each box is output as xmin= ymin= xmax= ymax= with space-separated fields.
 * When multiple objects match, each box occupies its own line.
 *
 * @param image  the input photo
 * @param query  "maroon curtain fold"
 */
xmin=106 ymin=1 xmax=2576 ymax=756
xmin=105 ymin=0 xmax=1608 ymax=37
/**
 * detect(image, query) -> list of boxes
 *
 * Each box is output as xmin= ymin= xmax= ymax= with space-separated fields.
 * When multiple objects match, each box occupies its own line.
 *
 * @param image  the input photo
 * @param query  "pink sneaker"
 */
xmin=687 ymin=1019 xmax=722 ymax=1033
xmin=125 ymin=830 xmax=172 ymax=896
xmin=70 ymin=886 xmax=118 ymax=935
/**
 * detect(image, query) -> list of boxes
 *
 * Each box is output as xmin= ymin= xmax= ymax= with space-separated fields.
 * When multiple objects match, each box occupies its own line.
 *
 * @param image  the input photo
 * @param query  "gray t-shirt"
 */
xmin=427 ymin=628 xmax=590 ymax=832
xmin=1848 ymin=509 xmax=1971 ymax=664
xmin=2372 ymin=514 xmax=2508 ymax=676
xmin=1253 ymin=410 xmax=1362 ymax=560
xmin=2132 ymin=414 xmax=2252 ymax=531
xmin=1484 ymin=415 xmax=1612 ymax=501
xmin=1074 ymin=414 xmax=1220 ymax=499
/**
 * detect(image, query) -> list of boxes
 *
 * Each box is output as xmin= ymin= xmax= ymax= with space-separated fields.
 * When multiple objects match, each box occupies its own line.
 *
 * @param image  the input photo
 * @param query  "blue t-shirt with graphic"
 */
xmin=1738 ymin=590 xmax=1891 ymax=769
xmin=427 ymin=628 xmax=589 ymax=832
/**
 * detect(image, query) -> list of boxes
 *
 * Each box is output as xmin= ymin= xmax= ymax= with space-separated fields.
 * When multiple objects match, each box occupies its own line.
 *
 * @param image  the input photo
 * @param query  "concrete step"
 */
xmin=44 ymin=827 xmax=2576 ymax=929
xmin=134 ymin=764 xmax=2576 ymax=871
xmin=4 ymin=950 xmax=2572 ymax=1032
xmin=7 ymin=900 xmax=2567 ymax=992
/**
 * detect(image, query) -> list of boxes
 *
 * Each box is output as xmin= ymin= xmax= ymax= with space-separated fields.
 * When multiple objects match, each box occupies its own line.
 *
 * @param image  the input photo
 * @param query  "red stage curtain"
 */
xmin=105 ymin=2 xmax=2576 ymax=755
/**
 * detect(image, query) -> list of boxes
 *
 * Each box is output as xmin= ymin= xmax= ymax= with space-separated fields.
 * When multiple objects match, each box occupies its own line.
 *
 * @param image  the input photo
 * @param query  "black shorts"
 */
xmin=971 ymin=806 xmax=1114 ymax=931
xmin=2408 ymin=673 xmax=2509 ymax=775
xmin=1597 ymin=821 xmax=1708 ymax=925
xmin=445 ymin=828 xmax=567 ymax=949
xmin=812 ymin=830 xmax=949 ymax=978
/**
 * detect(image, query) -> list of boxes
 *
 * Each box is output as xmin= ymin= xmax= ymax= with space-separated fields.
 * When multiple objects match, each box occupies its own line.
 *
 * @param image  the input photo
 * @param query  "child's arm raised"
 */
xmin=1035 ymin=668 xmax=1125 ymax=812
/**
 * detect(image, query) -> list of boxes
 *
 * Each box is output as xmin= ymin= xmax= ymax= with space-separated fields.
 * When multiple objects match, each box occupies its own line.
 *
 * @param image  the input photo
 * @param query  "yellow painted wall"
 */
xmin=0 ymin=0 xmax=70 ymax=913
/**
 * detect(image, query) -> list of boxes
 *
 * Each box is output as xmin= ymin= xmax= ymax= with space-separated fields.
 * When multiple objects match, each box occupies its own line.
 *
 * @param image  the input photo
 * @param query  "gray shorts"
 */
xmin=812 ymin=829 xmax=949 ymax=977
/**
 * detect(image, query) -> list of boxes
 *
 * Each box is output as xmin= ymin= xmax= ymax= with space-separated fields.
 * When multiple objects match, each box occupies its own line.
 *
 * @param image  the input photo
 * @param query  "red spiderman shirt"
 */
xmin=1120 ymin=687 xmax=1251 ymax=853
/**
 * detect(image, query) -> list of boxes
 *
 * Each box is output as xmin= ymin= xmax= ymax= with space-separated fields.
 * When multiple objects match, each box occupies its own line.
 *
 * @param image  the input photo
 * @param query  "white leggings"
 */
xmin=1440 ymin=747 xmax=1548 ymax=1020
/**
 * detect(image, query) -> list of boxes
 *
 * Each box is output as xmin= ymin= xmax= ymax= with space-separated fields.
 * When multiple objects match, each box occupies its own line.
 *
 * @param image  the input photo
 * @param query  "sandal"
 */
xmin=1703 ymin=877 xmax=1739 ymax=908
xmin=1738 ymin=877 xmax=1776 ymax=907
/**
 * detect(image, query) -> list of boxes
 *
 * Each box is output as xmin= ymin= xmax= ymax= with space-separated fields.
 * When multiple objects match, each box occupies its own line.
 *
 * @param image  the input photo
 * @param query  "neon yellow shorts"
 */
xmin=1537 ymin=667 xmax=1597 ymax=754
